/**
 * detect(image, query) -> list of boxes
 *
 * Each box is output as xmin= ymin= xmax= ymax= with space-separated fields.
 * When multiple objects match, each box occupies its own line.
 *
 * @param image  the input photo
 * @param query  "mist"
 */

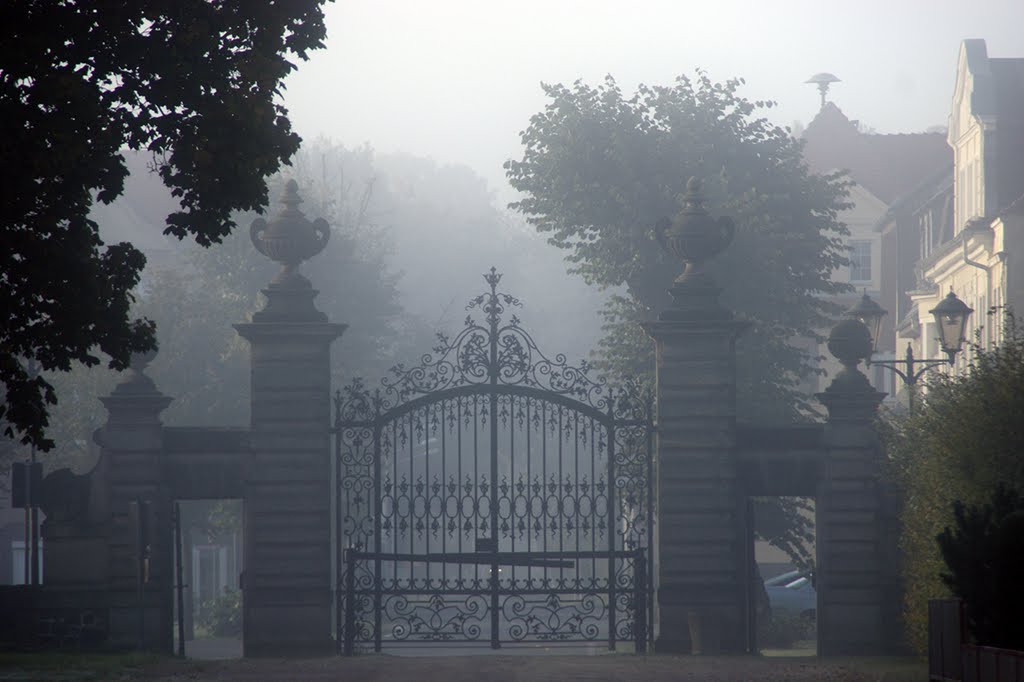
xmin=284 ymin=0 xmax=1024 ymax=194
xmin=5 ymin=0 xmax=1024 ymax=672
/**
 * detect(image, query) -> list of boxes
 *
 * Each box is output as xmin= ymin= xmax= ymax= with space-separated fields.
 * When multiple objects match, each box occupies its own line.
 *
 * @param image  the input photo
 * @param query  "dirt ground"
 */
xmin=121 ymin=653 xmax=924 ymax=682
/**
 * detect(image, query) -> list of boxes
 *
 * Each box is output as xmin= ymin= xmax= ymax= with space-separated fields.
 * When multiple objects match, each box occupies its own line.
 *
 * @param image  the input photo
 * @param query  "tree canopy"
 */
xmin=506 ymin=72 xmax=853 ymax=569
xmin=937 ymin=486 xmax=1024 ymax=650
xmin=506 ymin=72 xmax=852 ymax=421
xmin=0 ymin=1 xmax=330 ymax=450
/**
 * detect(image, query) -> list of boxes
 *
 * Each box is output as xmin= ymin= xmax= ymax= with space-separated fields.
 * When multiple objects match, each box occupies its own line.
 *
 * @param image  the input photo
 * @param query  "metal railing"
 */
xmin=930 ymin=599 xmax=1024 ymax=682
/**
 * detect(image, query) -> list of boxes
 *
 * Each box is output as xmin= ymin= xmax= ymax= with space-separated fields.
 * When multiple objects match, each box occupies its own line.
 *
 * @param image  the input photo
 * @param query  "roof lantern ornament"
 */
xmin=250 ymin=179 xmax=330 ymax=287
xmin=805 ymin=72 xmax=841 ymax=109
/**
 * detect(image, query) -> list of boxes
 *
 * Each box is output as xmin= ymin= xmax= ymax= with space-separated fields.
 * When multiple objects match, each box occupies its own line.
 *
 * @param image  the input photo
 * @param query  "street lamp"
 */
xmin=930 ymin=291 xmax=975 ymax=364
xmin=846 ymin=291 xmax=887 ymax=355
xmin=841 ymin=290 xmax=973 ymax=409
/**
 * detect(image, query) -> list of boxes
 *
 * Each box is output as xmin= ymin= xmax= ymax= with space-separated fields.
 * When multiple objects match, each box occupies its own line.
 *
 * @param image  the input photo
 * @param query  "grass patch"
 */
xmin=752 ymin=652 xmax=926 ymax=681
xmin=761 ymin=641 xmax=816 ymax=657
xmin=0 ymin=651 xmax=164 ymax=679
xmin=827 ymin=656 xmax=927 ymax=681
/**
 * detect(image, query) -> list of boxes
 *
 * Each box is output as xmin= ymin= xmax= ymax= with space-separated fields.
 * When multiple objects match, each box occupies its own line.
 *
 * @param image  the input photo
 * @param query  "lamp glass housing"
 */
xmin=846 ymin=292 xmax=887 ymax=355
xmin=929 ymin=291 xmax=973 ymax=361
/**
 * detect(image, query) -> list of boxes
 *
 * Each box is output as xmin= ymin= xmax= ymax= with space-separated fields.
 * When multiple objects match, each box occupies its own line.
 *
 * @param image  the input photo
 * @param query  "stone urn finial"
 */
xmin=656 ymin=177 xmax=735 ymax=284
xmin=110 ymin=348 xmax=161 ymax=395
xmin=250 ymin=179 xmax=330 ymax=286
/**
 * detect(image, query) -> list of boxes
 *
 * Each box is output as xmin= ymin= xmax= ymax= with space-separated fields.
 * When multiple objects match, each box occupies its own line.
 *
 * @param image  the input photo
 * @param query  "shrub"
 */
xmin=197 ymin=589 xmax=241 ymax=638
xmin=883 ymin=314 xmax=1024 ymax=652
xmin=937 ymin=486 xmax=1024 ymax=650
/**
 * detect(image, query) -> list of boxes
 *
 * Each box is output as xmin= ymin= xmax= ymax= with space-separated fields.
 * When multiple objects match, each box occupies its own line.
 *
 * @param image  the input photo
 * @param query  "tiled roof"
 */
xmin=801 ymin=102 xmax=951 ymax=205
xmin=881 ymin=165 xmax=953 ymax=224
xmin=990 ymin=58 xmax=1024 ymax=119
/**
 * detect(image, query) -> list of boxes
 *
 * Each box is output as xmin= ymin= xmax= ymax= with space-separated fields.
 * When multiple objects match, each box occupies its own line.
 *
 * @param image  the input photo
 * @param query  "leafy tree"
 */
xmin=297 ymin=140 xmax=608 ymax=370
xmin=884 ymin=314 xmax=1024 ymax=652
xmin=937 ymin=486 xmax=1024 ymax=650
xmin=506 ymin=73 xmax=852 ymax=418
xmin=0 ymin=1 xmax=330 ymax=450
xmin=506 ymin=72 xmax=852 ymax=568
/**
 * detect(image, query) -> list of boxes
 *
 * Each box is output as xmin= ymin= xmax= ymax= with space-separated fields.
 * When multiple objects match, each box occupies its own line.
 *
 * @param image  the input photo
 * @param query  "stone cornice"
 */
xmin=641 ymin=318 xmax=749 ymax=340
xmin=234 ymin=321 xmax=346 ymax=342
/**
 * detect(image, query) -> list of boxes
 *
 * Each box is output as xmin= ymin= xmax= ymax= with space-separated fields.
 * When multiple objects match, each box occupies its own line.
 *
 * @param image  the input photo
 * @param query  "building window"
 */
xmin=849 ymin=240 xmax=872 ymax=282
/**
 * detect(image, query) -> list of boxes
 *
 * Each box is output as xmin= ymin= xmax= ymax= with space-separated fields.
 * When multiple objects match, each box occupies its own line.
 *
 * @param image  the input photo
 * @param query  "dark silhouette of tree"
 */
xmin=0 ymin=1 xmax=330 ymax=450
xmin=938 ymin=486 xmax=1024 ymax=650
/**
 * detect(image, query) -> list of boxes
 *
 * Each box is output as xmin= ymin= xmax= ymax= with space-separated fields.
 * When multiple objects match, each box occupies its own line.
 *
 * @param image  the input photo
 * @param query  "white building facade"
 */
xmin=903 ymin=40 xmax=1024 ymax=371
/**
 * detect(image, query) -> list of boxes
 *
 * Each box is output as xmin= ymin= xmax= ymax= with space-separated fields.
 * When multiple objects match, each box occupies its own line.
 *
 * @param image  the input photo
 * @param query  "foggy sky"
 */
xmin=283 ymin=0 xmax=1024 ymax=195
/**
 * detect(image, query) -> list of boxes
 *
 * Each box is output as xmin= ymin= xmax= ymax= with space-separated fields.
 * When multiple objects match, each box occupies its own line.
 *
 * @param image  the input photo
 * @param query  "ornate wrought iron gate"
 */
xmin=334 ymin=269 xmax=654 ymax=652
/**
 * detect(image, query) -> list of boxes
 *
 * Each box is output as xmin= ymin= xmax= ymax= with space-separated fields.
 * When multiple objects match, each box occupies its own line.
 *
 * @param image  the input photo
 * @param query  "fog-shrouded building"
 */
xmin=900 ymin=40 xmax=1024 ymax=377
xmin=800 ymin=93 xmax=952 ymax=397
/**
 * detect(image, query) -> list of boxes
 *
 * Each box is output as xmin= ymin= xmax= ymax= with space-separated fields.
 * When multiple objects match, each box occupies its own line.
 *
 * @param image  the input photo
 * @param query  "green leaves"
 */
xmin=507 ymin=71 xmax=852 ymax=421
xmin=885 ymin=314 xmax=1024 ymax=651
xmin=0 ymin=1 xmax=330 ymax=449
xmin=508 ymin=71 xmax=852 ymax=572
xmin=937 ymin=486 xmax=1024 ymax=649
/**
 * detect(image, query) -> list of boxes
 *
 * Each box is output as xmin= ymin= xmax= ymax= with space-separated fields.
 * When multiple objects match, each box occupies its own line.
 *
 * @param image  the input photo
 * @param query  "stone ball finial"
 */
xmin=827 ymin=318 xmax=873 ymax=369
xmin=250 ymin=179 xmax=330 ymax=285
xmin=655 ymin=177 xmax=735 ymax=283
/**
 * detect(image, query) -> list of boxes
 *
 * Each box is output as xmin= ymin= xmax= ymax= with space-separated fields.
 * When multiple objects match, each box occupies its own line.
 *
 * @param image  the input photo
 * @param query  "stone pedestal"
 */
xmin=816 ymin=367 xmax=887 ymax=655
xmin=39 ymin=458 xmax=108 ymax=590
xmin=642 ymin=179 xmax=750 ymax=654
xmin=644 ymin=280 xmax=748 ymax=654
xmin=97 ymin=358 xmax=174 ymax=651
xmin=235 ymin=278 xmax=344 ymax=657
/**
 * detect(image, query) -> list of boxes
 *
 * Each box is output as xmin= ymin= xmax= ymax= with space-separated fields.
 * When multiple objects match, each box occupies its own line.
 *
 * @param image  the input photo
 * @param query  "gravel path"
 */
xmin=128 ymin=653 xmax=924 ymax=681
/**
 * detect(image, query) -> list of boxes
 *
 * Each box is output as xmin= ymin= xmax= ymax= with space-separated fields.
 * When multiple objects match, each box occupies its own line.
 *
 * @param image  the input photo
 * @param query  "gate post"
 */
xmin=815 ymin=320 xmax=887 ymax=655
xmin=643 ymin=179 xmax=748 ymax=654
xmin=235 ymin=180 xmax=345 ymax=656
xmin=97 ymin=351 xmax=174 ymax=651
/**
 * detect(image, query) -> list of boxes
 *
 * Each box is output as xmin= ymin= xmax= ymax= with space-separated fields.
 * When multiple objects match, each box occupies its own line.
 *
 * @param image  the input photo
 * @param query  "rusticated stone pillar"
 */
xmin=235 ymin=181 xmax=345 ymax=656
xmin=97 ymin=352 xmax=174 ymax=651
xmin=816 ymin=319 xmax=888 ymax=655
xmin=643 ymin=179 xmax=748 ymax=654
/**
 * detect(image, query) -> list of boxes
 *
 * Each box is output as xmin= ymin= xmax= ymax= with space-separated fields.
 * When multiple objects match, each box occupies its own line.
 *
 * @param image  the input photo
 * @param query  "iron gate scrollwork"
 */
xmin=334 ymin=268 xmax=654 ymax=652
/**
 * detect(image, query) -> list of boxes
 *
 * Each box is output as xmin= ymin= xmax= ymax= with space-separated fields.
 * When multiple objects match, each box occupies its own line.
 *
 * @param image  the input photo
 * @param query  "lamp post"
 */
xmin=842 ymin=290 xmax=973 ymax=411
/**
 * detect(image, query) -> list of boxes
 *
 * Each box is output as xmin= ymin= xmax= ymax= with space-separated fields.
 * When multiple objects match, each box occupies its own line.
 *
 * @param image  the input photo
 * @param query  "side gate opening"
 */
xmin=333 ymin=269 xmax=654 ymax=653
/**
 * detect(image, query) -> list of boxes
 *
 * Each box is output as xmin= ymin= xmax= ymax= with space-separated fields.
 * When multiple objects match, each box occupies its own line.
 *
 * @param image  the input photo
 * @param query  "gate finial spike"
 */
xmin=484 ymin=266 xmax=502 ymax=293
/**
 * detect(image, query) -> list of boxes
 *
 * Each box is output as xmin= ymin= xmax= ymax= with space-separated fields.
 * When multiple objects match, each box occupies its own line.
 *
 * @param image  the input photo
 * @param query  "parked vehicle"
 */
xmin=764 ymin=570 xmax=816 ymax=620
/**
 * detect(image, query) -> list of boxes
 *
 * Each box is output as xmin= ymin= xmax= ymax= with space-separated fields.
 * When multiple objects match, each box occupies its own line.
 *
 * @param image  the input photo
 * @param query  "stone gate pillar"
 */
xmin=643 ymin=179 xmax=748 ymax=654
xmin=97 ymin=352 xmax=174 ymax=651
xmin=816 ymin=319 xmax=888 ymax=655
xmin=235 ymin=181 xmax=345 ymax=656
